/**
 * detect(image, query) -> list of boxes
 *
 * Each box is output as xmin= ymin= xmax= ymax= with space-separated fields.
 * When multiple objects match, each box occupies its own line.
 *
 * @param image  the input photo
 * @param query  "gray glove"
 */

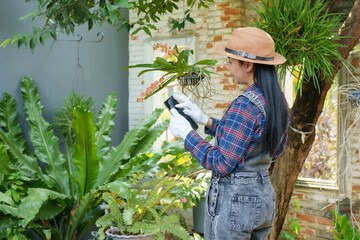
xmin=173 ymin=92 xmax=209 ymax=125
xmin=169 ymin=108 xmax=193 ymax=140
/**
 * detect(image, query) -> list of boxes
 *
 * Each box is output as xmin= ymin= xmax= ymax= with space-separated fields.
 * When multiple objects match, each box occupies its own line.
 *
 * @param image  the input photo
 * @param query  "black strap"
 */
xmin=225 ymin=47 xmax=274 ymax=61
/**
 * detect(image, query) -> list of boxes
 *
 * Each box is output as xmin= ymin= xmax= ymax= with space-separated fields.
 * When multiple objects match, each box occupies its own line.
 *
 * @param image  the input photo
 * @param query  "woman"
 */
xmin=169 ymin=27 xmax=289 ymax=240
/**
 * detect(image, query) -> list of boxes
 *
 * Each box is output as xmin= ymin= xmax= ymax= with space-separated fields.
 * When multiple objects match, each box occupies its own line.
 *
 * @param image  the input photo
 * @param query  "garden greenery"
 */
xmin=0 ymin=0 xmax=214 ymax=51
xmin=96 ymin=176 xmax=190 ymax=240
xmin=124 ymin=43 xmax=217 ymax=102
xmin=253 ymin=0 xmax=347 ymax=93
xmin=0 ymin=77 xmax=171 ymax=239
xmin=332 ymin=210 xmax=360 ymax=240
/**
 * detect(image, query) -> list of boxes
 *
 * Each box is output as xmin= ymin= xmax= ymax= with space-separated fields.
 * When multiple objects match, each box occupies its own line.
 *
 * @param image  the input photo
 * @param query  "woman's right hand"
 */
xmin=173 ymin=92 xmax=209 ymax=125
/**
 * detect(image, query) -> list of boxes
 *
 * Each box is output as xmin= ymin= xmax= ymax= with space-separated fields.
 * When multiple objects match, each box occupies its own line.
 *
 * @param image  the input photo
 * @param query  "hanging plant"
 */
xmin=123 ymin=43 xmax=217 ymax=102
xmin=252 ymin=0 xmax=347 ymax=93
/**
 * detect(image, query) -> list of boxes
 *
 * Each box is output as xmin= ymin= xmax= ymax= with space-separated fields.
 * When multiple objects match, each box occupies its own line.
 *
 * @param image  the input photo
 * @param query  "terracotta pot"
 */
xmin=105 ymin=226 xmax=156 ymax=240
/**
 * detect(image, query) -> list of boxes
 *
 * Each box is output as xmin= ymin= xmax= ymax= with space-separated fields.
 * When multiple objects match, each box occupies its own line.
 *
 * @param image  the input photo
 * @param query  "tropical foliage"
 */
xmin=0 ymin=76 xmax=170 ymax=239
xmin=0 ymin=0 xmax=215 ymax=51
xmin=96 ymin=175 xmax=191 ymax=240
xmin=124 ymin=43 xmax=217 ymax=102
xmin=252 ymin=0 xmax=347 ymax=93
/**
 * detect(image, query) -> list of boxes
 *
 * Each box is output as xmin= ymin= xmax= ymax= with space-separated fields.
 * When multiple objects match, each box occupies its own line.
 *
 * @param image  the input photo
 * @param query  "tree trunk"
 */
xmin=269 ymin=1 xmax=360 ymax=239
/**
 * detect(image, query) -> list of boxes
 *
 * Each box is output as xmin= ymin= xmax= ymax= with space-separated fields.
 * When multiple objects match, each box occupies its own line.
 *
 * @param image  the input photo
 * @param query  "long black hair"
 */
xmin=253 ymin=63 xmax=289 ymax=156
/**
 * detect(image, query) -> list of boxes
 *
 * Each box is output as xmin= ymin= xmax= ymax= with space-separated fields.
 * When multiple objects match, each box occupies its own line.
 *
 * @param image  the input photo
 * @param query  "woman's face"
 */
xmin=227 ymin=57 xmax=254 ymax=86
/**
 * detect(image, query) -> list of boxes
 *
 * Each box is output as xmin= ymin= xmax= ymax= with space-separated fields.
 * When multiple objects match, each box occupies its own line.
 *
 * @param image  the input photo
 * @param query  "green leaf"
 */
xmin=123 ymin=208 xmax=134 ymax=226
xmin=87 ymin=19 xmax=93 ymax=30
xmin=109 ymin=11 xmax=117 ymax=24
xmin=160 ymin=222 xmax=190 ymax=240
xmin=161 ymin=140 xmax=185 ymax=155
xmin=143 ymin=27 xmax=152 ymax=37
xmin=0 ymin=130 xmax=47 ymax=183
xmin=0 ymin=38 xmax=11 ymax=48
xmin=116 ymin=0 xmax=132 ymax=8
xmin=113 ymin=152 xmax=162 ymax=180
xmin=281 ymin=232 xmax=295 ymax=240
xmin=72 ymin=107 xmax=100 ymax=197
xmin=95 ymin=92 xmax=117 ymax=157
xmin=29 ymin=38 xmax=37 ymax=51
xmin=0 ymin=92 xmax=28 ymax=153
xmin=19 ymin=10 xmax=39 ymax=21
xmin=0 ymin=192 xmax=14 ymax=206
xmin=67 ymin=192 xmax=96 ymax=240
xmin=18 ymin=188 xmax=69 ymax=227
xmin=132 ymin=119 xmax=169 ymax=156
xmin=0 ymin=142 xmax=11 ymax=176
xmin=20 ymin=77 xmax=69 ymax=194
xmin=294 ymin=199 xmax=300 ymax=211
xmin=0 ymin=204 xmax=19 ymax=217
xmin=35 ymin=200 xmax=65 ymax=220
xmin=39 ymin=35 xmax=45 ymax=45
xmin=128 ymin=222 xmax=160 ymax=235
xmin=96 ymin=108 xmax=164 ymax=186
xmin=194 ymin=59 xmax=217 ymax=66
xmin=98 ymin=180 xmax=131 ymax=199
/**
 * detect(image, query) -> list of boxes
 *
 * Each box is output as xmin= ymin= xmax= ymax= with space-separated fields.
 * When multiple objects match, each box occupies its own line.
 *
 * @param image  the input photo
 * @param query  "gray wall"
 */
xmin=0 ymin=0 xmax=129 ymax=145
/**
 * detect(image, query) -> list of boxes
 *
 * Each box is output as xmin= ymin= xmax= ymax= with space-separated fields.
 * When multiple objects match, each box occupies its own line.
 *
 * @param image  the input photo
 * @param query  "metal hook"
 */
xmin=56 ymin=32 xmax=104 ymax=43
xmin=83 ymin=32 xmax=104 ymax=43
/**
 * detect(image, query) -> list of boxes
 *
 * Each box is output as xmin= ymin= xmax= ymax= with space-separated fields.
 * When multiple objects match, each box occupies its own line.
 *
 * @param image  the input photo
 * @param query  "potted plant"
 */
xmin=123 ymin=43 xmax=218 ymax=102
xmin=0 ymin=77 xmax=172 ymax=239
xmin=156 ymin=138 xmax=212 ymax=235
xmin=95 ymin=175 xmax=191 ymax=240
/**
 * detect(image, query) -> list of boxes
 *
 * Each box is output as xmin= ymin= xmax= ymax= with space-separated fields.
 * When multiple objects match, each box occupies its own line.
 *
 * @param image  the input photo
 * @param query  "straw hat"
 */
xmin=213 ymin=27 xmax=286 ymax=65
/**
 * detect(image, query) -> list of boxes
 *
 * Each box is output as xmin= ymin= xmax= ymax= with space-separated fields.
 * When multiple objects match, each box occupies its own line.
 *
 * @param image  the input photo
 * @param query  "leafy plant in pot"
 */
xmin=0 ymin=77 xmax=171 ymax=239
xmin=96 ymin=174 xmax=191 ymax=240
xmin=157 ymin=137 xmax=213 ymax=235
xmin=123 ymin=43 xmax=218 ymax=102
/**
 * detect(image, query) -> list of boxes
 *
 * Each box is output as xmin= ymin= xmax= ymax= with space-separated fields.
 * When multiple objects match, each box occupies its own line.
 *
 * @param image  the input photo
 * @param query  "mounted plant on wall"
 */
xmin=123 ymin=43 xmax=217 ymax=102
xmin=252 ymin=0 xmax=347 ymax=93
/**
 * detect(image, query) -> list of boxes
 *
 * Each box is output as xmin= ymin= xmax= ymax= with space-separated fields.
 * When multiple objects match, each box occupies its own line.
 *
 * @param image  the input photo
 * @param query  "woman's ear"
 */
xmin=244 ymin=61 xmax=254 ymax=72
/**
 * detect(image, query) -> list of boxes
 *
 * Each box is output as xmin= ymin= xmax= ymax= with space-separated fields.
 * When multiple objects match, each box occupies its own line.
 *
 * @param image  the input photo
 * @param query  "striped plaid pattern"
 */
xmin=184 ymin=84 xmax=287 ymax=176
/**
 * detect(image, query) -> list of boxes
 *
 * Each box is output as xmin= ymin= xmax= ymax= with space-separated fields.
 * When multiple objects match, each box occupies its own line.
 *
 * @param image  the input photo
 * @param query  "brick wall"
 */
xmin=283 ymin=50 xmax=360 ymax=239
xmin=127 ymin=1 xmax=360 ymax=238
xmin=128 ymin=0 xmax=260 ymax=128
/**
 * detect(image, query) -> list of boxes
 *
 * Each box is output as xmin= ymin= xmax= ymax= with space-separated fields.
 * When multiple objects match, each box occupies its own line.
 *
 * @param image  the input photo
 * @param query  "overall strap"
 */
xmin=241 ymin=90 xmax=266 ymax=119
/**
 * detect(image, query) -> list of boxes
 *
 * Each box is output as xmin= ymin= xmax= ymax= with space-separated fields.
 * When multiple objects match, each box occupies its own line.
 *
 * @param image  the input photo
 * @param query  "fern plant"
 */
xmin=96 ymin=175 xmax=191 ymax=240
xmin=0 ymin=76 xmax=170 ymax=240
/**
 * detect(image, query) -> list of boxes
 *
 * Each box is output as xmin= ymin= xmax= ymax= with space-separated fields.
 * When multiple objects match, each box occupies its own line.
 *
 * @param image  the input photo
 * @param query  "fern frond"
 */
xmin=127 ymin=222 xmax=160 ymax=235
xmin=96 ymin=212 xmax=115 ymax=240
xmin=101 ymin=192 xmax=124 ymax=233
xmin=161 ymin=222 xmax=190 ymax=240
xmin=123 ymin=208 xmax=134 ymax=226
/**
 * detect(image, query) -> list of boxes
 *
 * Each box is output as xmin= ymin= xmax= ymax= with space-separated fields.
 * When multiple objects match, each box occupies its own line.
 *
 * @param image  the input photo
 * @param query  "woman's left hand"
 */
xmin=169 ymin=108 xmax=193 ymax=140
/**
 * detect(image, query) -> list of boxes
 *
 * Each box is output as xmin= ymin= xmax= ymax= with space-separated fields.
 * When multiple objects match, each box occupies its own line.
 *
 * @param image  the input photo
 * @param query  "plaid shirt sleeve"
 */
xmin=204 ymin=117 xmax=220 ymax=137
xmin=184 ymin=97 xmax=263 ymax=176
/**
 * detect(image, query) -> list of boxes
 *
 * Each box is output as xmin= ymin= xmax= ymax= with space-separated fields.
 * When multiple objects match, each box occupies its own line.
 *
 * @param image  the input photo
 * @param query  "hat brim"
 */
xmin=213 ymin=44 xmax=286 ymax=65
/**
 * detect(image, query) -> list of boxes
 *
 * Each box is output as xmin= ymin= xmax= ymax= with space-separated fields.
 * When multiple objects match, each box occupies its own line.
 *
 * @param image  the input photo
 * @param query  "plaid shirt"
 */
xmin=184 ymin=84 xmax=287 ymax=176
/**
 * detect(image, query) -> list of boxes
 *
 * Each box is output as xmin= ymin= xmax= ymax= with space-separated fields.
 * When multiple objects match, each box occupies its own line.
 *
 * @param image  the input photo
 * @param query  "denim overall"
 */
xmin=204 ymin=91 xmax=275 ymax=240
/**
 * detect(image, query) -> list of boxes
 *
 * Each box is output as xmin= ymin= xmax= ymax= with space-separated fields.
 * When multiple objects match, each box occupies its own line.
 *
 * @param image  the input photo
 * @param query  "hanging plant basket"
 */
xmin=105 ymin=227 xmax=156 ymax=240
xmin=178 ymin=73 xmax=204 ymax=86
